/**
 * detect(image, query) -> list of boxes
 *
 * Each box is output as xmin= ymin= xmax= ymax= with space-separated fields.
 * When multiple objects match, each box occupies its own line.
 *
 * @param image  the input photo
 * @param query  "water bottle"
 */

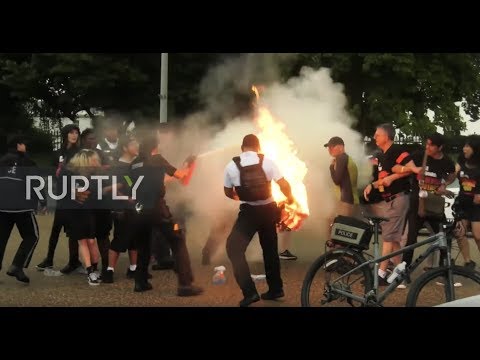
xmin=44 ymin=268 xmax=63 ymax=277
xmin=387 ymin=261 xmax=406 ymax=283
xmin=212 ymin=266 xmax=226 ymax=285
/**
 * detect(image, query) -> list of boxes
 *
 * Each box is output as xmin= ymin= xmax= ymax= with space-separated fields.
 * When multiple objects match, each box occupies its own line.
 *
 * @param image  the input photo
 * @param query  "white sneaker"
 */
xmin=87 ymin=272 xmax=100 ymax=286
xmin=397 ymin=283 xmax=407 ymax=289
xmin=435 ymin=281 xmax=462 ymax=287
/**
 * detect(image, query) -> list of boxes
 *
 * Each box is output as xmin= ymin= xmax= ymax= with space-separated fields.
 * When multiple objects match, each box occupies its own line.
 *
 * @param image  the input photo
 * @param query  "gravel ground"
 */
xmin=1 ymin=214 xmax=479 ymax=307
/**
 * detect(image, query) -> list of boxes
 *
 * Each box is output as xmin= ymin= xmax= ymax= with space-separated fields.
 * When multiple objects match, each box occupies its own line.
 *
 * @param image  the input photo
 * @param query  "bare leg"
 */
xmin=457 ymin=220 xmax=472 ymax=263
xmin=278 ymin=231 xmax=292 ymax=253
xmin=128 ymin=249 xmax=138 ymax=266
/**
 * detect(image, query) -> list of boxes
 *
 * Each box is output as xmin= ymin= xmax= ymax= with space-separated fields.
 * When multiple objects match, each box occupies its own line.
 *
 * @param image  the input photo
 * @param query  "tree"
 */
xmin=286 ymin=53 xmax=480 ymax=137
xmin=0 ymin=53 xmax=223 ymax=128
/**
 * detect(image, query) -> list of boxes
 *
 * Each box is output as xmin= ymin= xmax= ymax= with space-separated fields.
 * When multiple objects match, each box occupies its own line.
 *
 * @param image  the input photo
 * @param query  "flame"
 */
xmin=252 ymin=86 xmax=309 ymax=230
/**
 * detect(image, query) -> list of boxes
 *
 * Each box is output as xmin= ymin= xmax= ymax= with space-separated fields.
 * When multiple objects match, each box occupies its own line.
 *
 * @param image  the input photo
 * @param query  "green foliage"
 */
xmin=287 ymin=53 xmax=480 ymax=137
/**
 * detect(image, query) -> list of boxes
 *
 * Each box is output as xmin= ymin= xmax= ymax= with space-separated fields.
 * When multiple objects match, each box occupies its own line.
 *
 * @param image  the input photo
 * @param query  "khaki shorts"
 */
xmin=371 ymin=193 xmax=410 ymax=242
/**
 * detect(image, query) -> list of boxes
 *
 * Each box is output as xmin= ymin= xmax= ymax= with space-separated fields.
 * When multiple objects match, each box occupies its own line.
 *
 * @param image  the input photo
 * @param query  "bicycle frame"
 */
xmin=327 ymin=228 xmax=451 ymax=306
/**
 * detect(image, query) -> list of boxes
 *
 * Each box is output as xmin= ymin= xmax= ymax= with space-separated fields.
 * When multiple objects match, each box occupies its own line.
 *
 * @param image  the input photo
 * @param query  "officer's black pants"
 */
xmin=226 ymin=202 xmax=282 ymax=297
xmin=131 ymin=211 xmax=194 ymax=286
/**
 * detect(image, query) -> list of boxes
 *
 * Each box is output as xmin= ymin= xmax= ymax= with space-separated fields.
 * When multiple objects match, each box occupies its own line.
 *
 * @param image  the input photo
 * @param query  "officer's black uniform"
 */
xmin=128 ymin=138 xmax=202 ymax=296
xmin=0 ymin=136 xmax=46 ymax=282
xmin=225 ymin=152 xmax=285 ymax=306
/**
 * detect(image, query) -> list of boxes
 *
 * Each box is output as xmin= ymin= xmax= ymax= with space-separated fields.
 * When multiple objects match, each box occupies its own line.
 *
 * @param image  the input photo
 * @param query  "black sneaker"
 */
xmin=260 ymin=289 xmax=285 ymax=300
xmin=36 ymin=258 xmax=53 ymax=271
xmin=102 ymin=270 xmax=114 ymax=284
xmin=127 ymin=269 xmax=152 ymax=279
xmin=152 ymin=258 xmax=175 ymax=270
xmin=279 ymin=250 xmax=297 ymax=261
xmin=465 ymin=261 xmax=476 ymax=271
xmin=239 ymin=293 xmax=260 ymax=307
xmin=177 ymin=285 xmax=204 ymax=297
xmin=134 ymin=281 xmax=153 ymax=292
xmin=60 ymin=262 xmax=83 ymax=275
xmin=7 ymin=265 xmax=30 ymax=283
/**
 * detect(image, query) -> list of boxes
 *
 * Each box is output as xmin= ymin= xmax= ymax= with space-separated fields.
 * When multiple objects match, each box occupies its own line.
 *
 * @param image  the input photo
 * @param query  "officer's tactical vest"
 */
xmin=232 ymin=154 xmax=271 ymax=201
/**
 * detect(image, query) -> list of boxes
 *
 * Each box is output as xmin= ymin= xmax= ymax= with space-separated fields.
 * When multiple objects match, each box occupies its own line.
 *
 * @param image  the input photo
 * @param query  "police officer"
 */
xmin=0 ymin=134 xmax=47 ymax=283
xmin=224 ymin=134 xmax=296 ymax=307
xmin=128 ymin=131 xmax=203 ymax=296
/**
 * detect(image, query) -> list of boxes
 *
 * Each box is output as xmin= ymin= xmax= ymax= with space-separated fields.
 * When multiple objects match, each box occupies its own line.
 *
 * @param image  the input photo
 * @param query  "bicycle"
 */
xmin=301 ymin=213 xmax=480 ymax=307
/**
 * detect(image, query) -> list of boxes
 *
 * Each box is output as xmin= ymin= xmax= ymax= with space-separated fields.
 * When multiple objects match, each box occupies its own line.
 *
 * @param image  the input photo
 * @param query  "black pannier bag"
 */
xmin=330 ymin=215 xmax=372 ymax=250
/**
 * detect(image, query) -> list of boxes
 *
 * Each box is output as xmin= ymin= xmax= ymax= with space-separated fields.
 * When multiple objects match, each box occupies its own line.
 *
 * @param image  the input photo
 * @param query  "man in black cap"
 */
xmin=224 ymin=134 xmax=296 ymax=307
xmin=0 ymin=134 xmax=47 ymax=283
xmin=324 ymin=136 xmax=359 ymax=241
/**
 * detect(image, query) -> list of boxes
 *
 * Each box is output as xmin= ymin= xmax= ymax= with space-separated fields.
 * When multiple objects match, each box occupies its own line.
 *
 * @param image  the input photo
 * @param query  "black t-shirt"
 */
xmin=457 ymin=161 xmax=480 ymax=203
xmin=374 ymin=144 xmax=412 ymax=198
xmin=129 ymin=154 xmax=176 ymax=211
xmin=411 ymin=151 xmax=455 ymax=193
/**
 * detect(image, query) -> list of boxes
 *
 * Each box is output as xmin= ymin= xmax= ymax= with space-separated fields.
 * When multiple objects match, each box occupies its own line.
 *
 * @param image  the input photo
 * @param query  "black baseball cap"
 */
xmin=324 ymin=136 xmax=345 ymax=148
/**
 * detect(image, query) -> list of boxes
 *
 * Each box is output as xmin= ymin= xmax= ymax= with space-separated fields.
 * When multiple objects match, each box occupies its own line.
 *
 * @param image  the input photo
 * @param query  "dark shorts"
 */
xmin=94 ymin=209 xmax=113 ymax=239
xmin=65 ymin=209 xmax=96 ymax=241
xmin=110 ymin=210 xmax=136 ymax=253
xmin=457 ymin=198 xmax=480 ymax=222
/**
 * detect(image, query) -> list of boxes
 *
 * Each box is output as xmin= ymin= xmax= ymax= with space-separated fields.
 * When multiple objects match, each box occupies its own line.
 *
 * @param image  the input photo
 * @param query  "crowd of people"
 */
xmin=326 ymin=123 xmax=479 ymax=289
xmin=0 ymin=120 xmax=479 ymax=306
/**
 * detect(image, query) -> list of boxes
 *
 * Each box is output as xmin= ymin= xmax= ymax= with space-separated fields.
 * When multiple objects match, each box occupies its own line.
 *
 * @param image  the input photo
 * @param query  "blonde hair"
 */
xmin=67 ymin=149 xmax=101 ymax=176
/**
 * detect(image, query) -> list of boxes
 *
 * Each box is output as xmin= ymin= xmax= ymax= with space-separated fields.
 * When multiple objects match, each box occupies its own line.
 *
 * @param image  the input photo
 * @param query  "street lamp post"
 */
xmin=160 ymin=53 xmax=169 ymax=123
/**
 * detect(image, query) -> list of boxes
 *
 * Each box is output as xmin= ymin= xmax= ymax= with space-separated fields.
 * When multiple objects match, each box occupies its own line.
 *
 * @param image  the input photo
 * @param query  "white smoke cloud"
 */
xmin=154 ymin=56 xmax=373 ymax=263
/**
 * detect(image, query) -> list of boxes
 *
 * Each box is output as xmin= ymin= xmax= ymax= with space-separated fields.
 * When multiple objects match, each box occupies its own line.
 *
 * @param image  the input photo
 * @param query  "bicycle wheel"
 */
xmin=406 ymin=266 xmax=480 ymax=307
xmin=301 ymin=248 xmax=373 ymax=307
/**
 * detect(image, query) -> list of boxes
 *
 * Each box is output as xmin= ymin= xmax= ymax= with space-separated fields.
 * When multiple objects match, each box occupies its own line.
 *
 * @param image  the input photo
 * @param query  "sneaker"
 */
xmin=87 ymin=272 xmax=100 ymax=286
xmin=7 ymin=265 xmax=30 ymax=283
xmin=60 ymin=262 xmax=83 ymax=275
xmin=279 ymin=250 xmax=298 ymax=261
xmin=377 ymin=275 xmax=389 ymax=287
xmin=239 ymin=293 xmax=260 ymax=307
xmin=260 ymin=289 xmax=285 ymax=300
xmin=465 ymin=261 xmax=476 ymax=271
xmin=76 ymin=266 xmax=87 ymax=275
xmin=102 ymin=270 xmax=114 ymax=284
xmin=134 ymin=281 xmax=153 ymax=292
xmin=94 ymin=271 xmax=102 ymax=283
xmin=36 ymin=258 xmax=53 ymax=271
xmin=152 ymin=258 xmax=175 ymax=270
xmin=435 ymin=281 xmax=463 ymax=287
xmin=177 ymin=285 xmax=204 ymax=297
xmin=126 ymin=269 xmax=153 ymax=279
xmin=397 ymin=282 xmax=407 ymax=289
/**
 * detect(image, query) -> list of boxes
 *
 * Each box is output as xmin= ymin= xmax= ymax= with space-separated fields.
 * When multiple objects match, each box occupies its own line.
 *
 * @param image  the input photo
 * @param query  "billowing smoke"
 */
xmin=128 ymin=55 xmax=373 ymax=263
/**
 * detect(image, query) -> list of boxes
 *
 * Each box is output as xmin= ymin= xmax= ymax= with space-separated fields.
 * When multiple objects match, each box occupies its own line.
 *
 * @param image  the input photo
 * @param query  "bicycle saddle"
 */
xmin=363 ymin=214 xmax=389 ymax=223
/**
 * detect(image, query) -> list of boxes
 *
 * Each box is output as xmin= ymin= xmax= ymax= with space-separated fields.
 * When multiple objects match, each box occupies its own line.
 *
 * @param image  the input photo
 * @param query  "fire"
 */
xmin=252 ymin=86 xmax=309 ymax=230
